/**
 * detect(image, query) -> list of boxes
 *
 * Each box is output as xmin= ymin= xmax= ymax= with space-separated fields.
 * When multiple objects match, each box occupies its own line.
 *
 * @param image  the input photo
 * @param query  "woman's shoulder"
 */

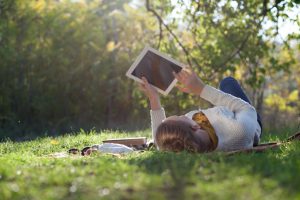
xmin=185 ymin=110 xmax=200 ymax=119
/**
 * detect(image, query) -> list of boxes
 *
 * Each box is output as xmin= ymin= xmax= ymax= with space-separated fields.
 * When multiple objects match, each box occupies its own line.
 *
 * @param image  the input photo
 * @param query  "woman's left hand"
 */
xmin=173 ymin=66 xmax=205 ymax=95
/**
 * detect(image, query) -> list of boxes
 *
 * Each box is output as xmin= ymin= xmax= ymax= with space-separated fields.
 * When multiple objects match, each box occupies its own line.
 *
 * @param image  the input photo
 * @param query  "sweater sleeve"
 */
xmin=200 ymin=85 xmax=258 ymax=149
xmin=150 ymin=108 xmax=166 ymax=145
xmin=200 ymin=85 xmax=255 ymax=113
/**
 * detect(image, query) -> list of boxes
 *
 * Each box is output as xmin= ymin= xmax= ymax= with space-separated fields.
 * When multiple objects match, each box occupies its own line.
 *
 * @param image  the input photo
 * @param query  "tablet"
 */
xmin=126 ymin=46 xmax=184 ymax=95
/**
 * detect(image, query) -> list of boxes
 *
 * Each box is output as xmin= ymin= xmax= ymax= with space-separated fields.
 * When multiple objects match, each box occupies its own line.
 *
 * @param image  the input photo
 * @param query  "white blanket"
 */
xmin=92 ymin=143 xmax=134 ymax=154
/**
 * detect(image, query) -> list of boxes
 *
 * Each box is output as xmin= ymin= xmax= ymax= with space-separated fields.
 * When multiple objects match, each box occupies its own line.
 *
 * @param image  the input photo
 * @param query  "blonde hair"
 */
xmin=155 ymin=120 xmax=207 ymax=153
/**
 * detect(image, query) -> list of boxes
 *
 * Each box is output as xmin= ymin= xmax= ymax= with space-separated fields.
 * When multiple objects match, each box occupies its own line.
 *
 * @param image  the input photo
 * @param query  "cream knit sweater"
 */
xmin=150 ymin=85 xmax=261 ymax=151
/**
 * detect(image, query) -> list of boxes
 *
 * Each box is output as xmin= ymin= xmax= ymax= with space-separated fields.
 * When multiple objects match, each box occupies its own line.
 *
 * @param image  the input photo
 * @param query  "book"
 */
xmin=102 ymin=137 xmax=147 ymax=147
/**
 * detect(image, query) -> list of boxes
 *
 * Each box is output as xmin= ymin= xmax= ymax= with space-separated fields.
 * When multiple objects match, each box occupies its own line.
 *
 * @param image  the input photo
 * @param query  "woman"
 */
xmin=139 ymin=67 xmax=262 ymax=153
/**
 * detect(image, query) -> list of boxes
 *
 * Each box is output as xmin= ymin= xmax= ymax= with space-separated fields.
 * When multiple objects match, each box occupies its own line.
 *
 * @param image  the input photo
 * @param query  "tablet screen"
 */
xmin=131 ymin=51 xmax=182 ymax=91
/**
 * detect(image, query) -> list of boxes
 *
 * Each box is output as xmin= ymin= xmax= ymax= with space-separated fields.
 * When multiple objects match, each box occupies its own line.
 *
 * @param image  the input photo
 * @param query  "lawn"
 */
xmin=0 ymin=129 xmax=300 ymax=200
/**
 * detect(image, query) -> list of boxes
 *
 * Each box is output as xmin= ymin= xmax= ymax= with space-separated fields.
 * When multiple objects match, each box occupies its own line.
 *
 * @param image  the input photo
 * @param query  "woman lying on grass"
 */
xmin=139 ymin=67 xmax=262 ymax=153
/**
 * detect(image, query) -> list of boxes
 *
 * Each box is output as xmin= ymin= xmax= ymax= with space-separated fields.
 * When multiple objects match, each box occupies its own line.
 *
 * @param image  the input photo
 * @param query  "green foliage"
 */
xmin=0 ymin=0 xmax=156 ymax=137
xmin=0 ymin=130 xmax=300 ymax=199
xmin=0 ymin=0 xmax=299 ymax=138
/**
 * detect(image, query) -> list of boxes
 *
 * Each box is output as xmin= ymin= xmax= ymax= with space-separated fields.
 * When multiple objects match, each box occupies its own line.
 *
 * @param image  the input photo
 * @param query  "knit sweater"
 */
xmin=150 ymin=85 xmax=261 ymax=151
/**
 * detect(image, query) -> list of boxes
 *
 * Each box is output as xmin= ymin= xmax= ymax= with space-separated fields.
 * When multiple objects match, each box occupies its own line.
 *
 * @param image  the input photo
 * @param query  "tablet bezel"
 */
xmin=126 ymin=46 xmax=185 ymax=95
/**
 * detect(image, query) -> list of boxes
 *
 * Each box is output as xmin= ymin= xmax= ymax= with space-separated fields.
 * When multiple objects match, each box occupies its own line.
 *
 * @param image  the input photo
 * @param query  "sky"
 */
xmin=169 ymin=0 xmax=300 ymax=42
xmin=273 ymin=6 xmax=299 ymax=39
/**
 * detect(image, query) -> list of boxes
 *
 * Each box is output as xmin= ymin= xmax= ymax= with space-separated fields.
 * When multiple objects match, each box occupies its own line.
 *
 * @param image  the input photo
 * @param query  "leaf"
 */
xmin=288 ymin=90 xmax=299 ymax=101
xmin=106 ymin=41 xmax=115 ymax=52
xmin=50 ymin=140 xmax=59 ymax=145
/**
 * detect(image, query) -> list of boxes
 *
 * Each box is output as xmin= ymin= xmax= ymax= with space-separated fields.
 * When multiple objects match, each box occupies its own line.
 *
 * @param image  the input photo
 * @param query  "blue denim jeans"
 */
xmin=219 ymin=77 xmax=262 ymax=145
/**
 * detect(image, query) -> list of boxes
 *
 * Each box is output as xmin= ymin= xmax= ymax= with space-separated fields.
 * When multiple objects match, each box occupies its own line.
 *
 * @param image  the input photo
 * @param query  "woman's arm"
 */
xmin=150 ymin=108 xmax=166 ymax=145
xmin=174 ymin=68 xmax=258 ymax=148
xmin=173 ymin=67 xmax=254 ymax=112
xmin=139 ymin=77 xmax=165 ymax=145
xmin=200 ymin=85 xmax=255 ymax=113
xmin=139 ymin=77 xmax=162 ymax=110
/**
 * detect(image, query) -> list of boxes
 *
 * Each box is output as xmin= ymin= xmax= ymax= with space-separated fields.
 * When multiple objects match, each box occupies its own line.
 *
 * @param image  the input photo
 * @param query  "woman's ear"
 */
xmin=190 ymin=124 xmax=201 ymax=131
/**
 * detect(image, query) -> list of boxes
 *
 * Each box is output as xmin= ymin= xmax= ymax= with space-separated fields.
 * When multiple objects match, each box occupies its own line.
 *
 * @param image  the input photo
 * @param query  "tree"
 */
xmin=145 ymin=0 xmax=300 ymax=117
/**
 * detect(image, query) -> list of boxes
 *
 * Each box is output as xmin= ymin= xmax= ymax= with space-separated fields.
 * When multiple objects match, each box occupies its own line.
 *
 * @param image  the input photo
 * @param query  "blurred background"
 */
xmin=0 ymin=0 xmax=299 ymax=140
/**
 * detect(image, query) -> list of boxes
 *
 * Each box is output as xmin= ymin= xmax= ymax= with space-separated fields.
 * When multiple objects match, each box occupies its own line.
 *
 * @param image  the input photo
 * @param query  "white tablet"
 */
xmin=126 ymin=46 xmax=184 ymax=95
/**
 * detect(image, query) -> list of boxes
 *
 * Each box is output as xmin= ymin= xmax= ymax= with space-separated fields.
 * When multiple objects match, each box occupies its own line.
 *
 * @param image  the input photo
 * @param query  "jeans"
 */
xmin=219 ymin=77 xmax=262 ymax=146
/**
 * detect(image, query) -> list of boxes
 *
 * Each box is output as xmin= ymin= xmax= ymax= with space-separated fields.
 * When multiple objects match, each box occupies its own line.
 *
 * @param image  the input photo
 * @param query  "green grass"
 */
xmin=0 ymin=129 xmax=300 ymax=200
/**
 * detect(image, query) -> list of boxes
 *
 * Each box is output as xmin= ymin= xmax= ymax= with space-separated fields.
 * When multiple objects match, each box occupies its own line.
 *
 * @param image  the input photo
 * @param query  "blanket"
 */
xmin=226 ymin=131 xmax=300 ymax=155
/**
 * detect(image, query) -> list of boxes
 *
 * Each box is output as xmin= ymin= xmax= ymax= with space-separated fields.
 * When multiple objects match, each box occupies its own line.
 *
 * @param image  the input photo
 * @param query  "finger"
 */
xmin=180 ymin=70 xmax=189 ymax=79
xmin=174 ymin=71 xmax=185 ymax=82
xmin=176 ymin=86 xmax=189 ymax=93
xmin=183 ymin=66 xmax=194 ymax=74
xmin=138 ymin=83 xmax=144 ymax=89
xmin=143 ymin=76 xmax=152 ymax=85
xmin=183 ymin=65 xmax=193 ymax=72
xmin=176 ymin=85 xmax=190 ymax=93
xmin=142 ymin=77 xmax=153 ymax=90
xmin=139 ymin=82 xmax=148 ymax=90
xmin=141 ymin=77 xmax=150 ymax=87
xmin=138 ymin=84 xmax=146 ymax=92
xmin=179 ymin=73 xmax=189 ymax=83
xmin=138 ymin=81 xmax=144 ymax=86
xmin=142 ymin=77 xmax=157 ymax=94
xmin=141 ymin=76 xmax=147 ymax=83
xmin=172 ymin=71 xmax=179 ymax=79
